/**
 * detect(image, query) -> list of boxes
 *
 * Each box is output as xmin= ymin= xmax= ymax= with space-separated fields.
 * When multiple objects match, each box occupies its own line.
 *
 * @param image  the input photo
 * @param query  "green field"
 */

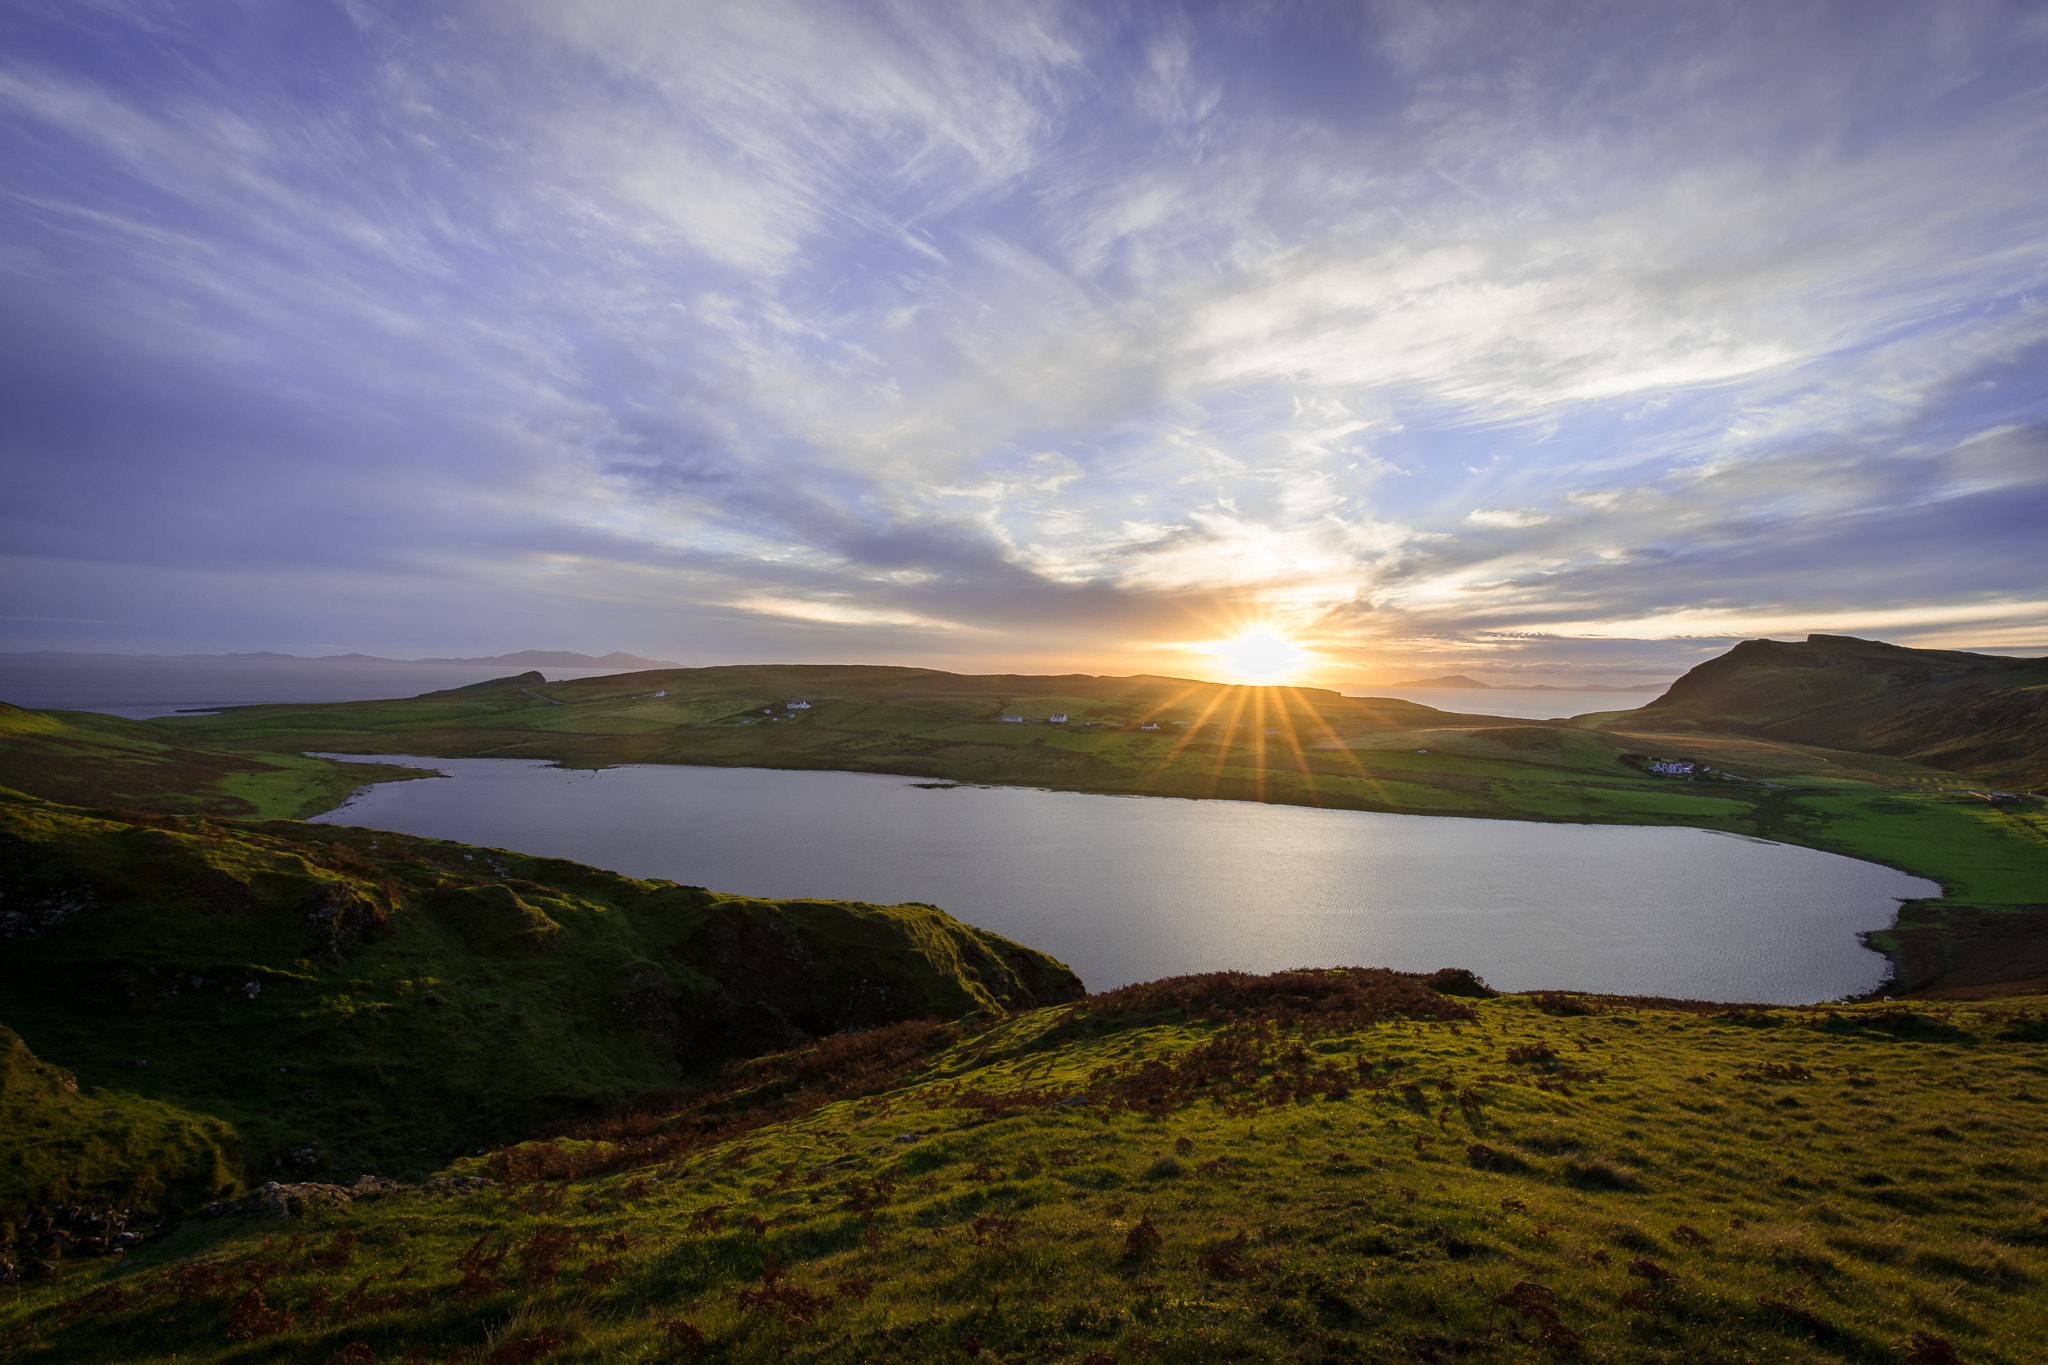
xmin=8 ymin=975 xmax=2046 ymax=1364
xmin=0 ymin=702 xmax=426 ymax=820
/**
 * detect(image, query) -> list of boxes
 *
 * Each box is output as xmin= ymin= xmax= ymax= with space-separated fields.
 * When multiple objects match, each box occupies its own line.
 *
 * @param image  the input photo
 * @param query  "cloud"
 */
xmin=1466 ymin=508 xmax=1549 ymax=529
xmin=0 ymin=0 xmax=2043 ymax=672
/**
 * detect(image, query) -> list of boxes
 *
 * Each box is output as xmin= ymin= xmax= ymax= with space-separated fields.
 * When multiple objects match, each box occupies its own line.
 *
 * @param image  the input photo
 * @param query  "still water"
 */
xmin=311 ymin=756 xmax=1934 ymax=1004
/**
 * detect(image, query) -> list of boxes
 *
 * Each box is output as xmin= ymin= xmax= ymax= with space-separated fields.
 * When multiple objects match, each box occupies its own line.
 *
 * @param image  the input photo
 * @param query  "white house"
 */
xmin=1048 ymin=713 xmax=1068 ymax=723
xmin=1002 ymin=714 xmax=1024 ymax=723
xmin=787 ymin=701 xmax=811 ymax=709
xmin=1140 ymin=721 xmax=1160 ymax=730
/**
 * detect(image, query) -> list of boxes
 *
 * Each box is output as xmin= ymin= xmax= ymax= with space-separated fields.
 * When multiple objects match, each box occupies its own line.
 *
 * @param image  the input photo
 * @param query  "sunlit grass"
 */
xmin=13 ymin=986 xmax=2046 ymax=1363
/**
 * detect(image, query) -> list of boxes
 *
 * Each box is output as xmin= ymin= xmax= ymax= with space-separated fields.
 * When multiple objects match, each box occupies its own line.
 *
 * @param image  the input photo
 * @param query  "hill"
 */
xmin=5 ymin=970 xmax=2045 ymax=1363
xmin=1621 ymin=634 xmax=2048 ymax=789
xmin=0 ymin=701 xmax=424 ymax=820
xmin=0 ymin=790 xmax=1079 ymax=1226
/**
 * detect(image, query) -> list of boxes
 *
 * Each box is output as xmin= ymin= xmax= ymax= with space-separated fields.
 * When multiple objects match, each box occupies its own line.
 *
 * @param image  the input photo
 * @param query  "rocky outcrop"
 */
xmin=0 ymin=882 xmax=97 ymax=939
xmin=302 ymin=880 xmax=392 ymax=958
xmin=6 ymin=1203 xmax=145 ymax=1272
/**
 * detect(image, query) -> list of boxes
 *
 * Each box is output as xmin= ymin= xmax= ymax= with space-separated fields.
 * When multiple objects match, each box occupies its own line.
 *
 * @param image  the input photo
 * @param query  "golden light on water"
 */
xmin=1207 ymin=626 xmax=1310 ymax=684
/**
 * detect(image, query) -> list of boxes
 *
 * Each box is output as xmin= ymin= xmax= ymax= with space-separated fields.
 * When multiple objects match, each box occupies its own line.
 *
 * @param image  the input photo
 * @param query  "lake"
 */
xmin=311 ymin=756 xmax=1935 ymax=1004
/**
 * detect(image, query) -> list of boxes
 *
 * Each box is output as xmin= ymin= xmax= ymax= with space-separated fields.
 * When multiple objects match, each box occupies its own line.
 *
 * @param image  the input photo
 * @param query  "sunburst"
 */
xmin=1208 ymin=627 xmax=1309 ymax=684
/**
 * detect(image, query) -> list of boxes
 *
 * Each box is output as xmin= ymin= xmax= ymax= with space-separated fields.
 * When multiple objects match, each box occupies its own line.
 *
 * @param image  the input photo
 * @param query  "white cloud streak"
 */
xmin=0 ymin=0 xmax=2043 ymax=671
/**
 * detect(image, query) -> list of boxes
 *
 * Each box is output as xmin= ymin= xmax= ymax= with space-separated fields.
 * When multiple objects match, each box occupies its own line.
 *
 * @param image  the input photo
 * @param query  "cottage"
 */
xmin=654 ymin=690 xmax=665 ymax=698
xmin=1048 ymin=713 xmax=1068 ymax=723
xmin=1140 ymin=721 xmax=1160 ymax=730
xmin=787 ymin=701 xmax=811 ymax=709
xmin=1002 ymin=714 xmax=1024 ymax=723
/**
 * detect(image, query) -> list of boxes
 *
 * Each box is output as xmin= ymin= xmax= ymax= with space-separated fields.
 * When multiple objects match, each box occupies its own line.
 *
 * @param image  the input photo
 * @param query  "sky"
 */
xmin=2 ymin=0 xmax=2044 ymax=686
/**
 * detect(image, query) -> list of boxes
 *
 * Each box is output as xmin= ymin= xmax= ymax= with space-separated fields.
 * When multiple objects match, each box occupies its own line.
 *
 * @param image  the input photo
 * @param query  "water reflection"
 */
xmin=313 ymin=757 xmax=1935 ymax=1003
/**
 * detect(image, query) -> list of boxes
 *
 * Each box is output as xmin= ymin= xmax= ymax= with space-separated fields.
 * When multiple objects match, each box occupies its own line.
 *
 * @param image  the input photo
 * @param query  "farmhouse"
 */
xmin=1048 ymin=713 xmax=1068 ymax=723
xmin=1002 ymin=715 xmax=1024 ymax=723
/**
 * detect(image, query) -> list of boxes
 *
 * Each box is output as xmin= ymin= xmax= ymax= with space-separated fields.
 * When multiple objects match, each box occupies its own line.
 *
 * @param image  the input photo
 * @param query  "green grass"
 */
xmin=1773 ymin=794 xmax=2048 ymax=905
xmin=0 ymin=793 xmax=1080 ymax=1222
xmin=0 ymin=1025 xmax=243 ymax=1223
xmin=0 ymin=703 xmax=425 ymax=820
xmin=8 ymin=978 xmax=2046 ymax=1363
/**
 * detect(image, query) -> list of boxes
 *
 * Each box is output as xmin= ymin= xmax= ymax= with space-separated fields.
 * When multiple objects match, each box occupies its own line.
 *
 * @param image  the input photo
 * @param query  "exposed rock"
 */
xmin=302 ymin=880 xmax=391 ymax=958
xmin=257 ymin=1181 xmax=354 ymax=1219
xmin=0 ymin=883 xmax=97 ymax=939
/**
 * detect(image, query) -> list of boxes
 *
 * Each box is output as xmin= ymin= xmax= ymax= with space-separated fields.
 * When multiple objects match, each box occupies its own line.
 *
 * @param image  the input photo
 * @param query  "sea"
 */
xmin=1339 ymin=686 xmax=1661 ymax=720
xmin=0 ymin=655 xmax=634 ymax=719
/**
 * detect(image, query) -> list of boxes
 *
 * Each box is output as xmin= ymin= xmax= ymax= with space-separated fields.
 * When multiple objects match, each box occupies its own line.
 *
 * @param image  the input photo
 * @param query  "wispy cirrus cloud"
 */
xmin=0 ymin=0 xmax=2042 ymax=677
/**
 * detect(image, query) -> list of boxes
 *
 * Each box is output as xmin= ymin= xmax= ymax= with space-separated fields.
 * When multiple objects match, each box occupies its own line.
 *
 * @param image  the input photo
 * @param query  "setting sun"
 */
xmin=1208 ymin=627 xmax=1309 ymax=683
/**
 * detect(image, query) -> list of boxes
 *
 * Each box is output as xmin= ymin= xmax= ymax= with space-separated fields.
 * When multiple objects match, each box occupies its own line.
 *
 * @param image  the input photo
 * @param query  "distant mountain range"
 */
xmin=7 ymin=649 xmax=681 ymax=669
xmin=1387 ymin=674 xmax=1666 ymax=692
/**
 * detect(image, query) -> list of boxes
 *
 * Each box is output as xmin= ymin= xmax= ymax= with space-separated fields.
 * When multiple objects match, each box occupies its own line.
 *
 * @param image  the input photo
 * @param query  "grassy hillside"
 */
xmin=6 ymin=970 xmax=2046 ymax=1363
xmin=0 ymin=791 xmax=1080 ymax=1225
xmin=0 ymin=1024 xmax=244 ymax=1228
xmin=1626 ymin=635 xmax=2048 ymax=789
xmin=0 ymin=701 xmax=425 ymax=820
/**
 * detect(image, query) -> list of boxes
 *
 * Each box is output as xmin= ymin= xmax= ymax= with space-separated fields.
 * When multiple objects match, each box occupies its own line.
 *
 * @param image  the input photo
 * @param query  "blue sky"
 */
xmin=2 ymin=0 xmax=2043 ymax=684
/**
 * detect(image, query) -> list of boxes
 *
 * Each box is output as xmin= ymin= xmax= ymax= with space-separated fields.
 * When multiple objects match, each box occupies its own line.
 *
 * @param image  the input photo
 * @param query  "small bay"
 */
xmin=312 ymin=756 xmax=1936 ymax=1003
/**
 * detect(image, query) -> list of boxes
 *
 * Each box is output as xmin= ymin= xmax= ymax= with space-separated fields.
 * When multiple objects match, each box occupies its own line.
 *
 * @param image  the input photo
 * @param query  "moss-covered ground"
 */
xmin=0 ymin=702 xmax=425 ymax=820
xmin=7 ymin=974 xmax=2045 ymax=1363
xmin=0 ymin=792 xmax=1079 ymax=1223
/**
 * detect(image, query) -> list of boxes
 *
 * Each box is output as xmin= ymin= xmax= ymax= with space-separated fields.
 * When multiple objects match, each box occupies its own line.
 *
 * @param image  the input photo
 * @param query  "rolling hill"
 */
xmin=1621 ymin=634 xmax=2048 ymax=789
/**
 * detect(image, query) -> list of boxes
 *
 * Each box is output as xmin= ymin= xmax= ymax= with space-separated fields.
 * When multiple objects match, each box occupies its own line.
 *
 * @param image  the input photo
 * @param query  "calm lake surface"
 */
xmin=312 ymin=756 xmax=1935 ymax=1003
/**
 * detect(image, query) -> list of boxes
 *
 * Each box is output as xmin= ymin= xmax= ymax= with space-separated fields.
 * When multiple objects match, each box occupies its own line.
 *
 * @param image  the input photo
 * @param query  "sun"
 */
xmin=1208 ymin=627 xmax=1309 ymax=684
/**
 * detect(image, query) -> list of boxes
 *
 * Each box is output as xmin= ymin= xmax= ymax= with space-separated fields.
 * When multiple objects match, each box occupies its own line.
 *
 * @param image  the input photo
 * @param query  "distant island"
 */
xmin=1387 ymin=674 xmax=1667 ymax=692
xmin=7 ymin=648 xmax=682 ymax=669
